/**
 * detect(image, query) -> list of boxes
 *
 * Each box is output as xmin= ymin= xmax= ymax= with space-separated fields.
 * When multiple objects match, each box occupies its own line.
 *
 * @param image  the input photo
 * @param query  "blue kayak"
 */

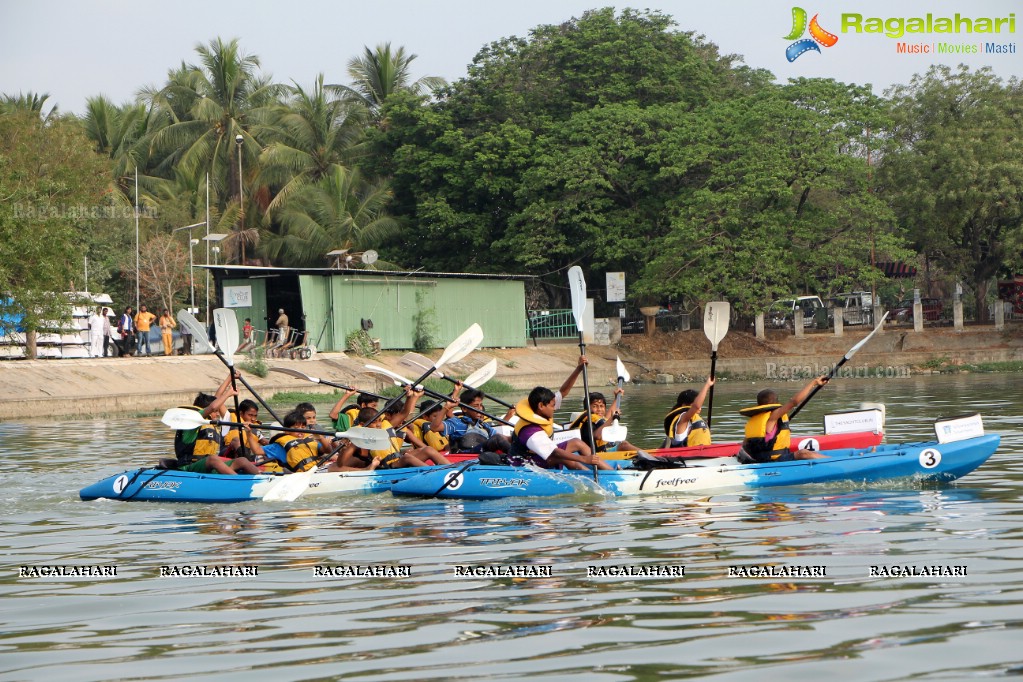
xmin=80 ymin=466 xmax=423 ymax=503
xmin=390 ymin=435 xmax=1001 ymax=500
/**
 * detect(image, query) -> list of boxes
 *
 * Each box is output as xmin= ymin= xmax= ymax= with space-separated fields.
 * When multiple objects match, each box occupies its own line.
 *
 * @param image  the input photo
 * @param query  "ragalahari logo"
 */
xmin=785 ymin=7 xmax=839 ymax=61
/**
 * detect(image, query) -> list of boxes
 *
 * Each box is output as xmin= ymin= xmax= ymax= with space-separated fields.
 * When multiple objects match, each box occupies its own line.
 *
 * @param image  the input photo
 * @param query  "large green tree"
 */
xmin=0 ymin=110 xmax=114 ymax=358
xmin=336 ymin=43 xmax=445 ymax=115
xmin=879 ymin=65 xmax=1023 ymax=320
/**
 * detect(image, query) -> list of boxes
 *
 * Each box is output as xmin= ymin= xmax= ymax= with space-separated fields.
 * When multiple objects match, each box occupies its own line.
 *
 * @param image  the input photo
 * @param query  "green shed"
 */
xmin=204 ymin=265 xmax=529 ymax=351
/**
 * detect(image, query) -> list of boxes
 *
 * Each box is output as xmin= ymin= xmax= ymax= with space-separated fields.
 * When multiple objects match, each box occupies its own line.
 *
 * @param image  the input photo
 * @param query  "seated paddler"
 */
xmin=570 ymin=388 xmax=640 ymax=454
xmin=738 ymin=376 xmax=830 ymax=463
xmin=442 ymin=387 xmax=512 ymax=454
xmin=179 ymin=387 xmax=262 ymax=475
xmin=663 ymin=377 xmax=714 ymax=448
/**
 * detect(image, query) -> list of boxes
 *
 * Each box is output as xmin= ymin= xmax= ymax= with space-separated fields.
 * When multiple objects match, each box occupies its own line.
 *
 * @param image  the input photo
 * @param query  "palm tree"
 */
xmin=0 ymin=91 xmax=57 ymax=120
xmin=334 ymin=43 xmax=445 ymax=114
xmin=258 ymin=74 xmax=367 ymax=214
xmin=261 ymin=165 xmax=400 ymax=268
xmin=144 ymin=38 xmax=283 ymax=263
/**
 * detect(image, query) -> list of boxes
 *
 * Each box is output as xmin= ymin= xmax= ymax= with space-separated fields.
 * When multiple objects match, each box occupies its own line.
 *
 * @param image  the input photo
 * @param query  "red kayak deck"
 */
xmin=445 ymin=430 xmax=884 ymax=463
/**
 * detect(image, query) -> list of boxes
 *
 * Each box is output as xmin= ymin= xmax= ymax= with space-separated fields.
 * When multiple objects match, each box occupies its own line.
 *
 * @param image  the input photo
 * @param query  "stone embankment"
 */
xmin=0 ymin=326 xmax=1019 ymax=419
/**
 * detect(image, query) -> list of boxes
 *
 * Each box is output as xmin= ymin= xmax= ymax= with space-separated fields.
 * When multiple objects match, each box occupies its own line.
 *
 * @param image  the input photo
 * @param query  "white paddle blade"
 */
xmin=462 ymin=358 xmax=498 ymax=388
xmin=846 ymin=311 xmax=890 ymax=360
xmin=262 ymin=470 xmax=314 ymax=502
xmin=364 ymin=364 xmax=417 ymax=388
xmin=615 ymin=356 xmax=630 ymax=383
xmin=213 ymin=308 xmax=239 ymax=363
xmin=436 ymin=323 xmax=484 ymax=368
xmin=703 ymin=301 xmax=731 ymax=351
xmin=162 ymin=407 xmax=209 ymax=430
xmin=568 ymin=266 xmax=587 ymax=333
xmin=399 ymin=352 xmax=444 ymax=378
xmin=339 ymin=426 xmax=393 ymax=451
xmin=269 ymin=367 xmax=322 ymax=383
xmin=176 ymin=309 xmax=214 ymax=355
xmin=602 ymin=423 xmax=628 ymax=443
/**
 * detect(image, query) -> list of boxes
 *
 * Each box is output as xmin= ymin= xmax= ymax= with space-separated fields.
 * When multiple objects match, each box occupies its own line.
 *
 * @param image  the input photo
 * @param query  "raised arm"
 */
xmin=681 ymin=378 xmax=715 ymax=424
xmin=769 ymin=376 xmax=829 ymax=426
xmin=559 ymin=355 xmax=588 ymax=397
xmin=329 ymin=389 xmax=358 ymax=421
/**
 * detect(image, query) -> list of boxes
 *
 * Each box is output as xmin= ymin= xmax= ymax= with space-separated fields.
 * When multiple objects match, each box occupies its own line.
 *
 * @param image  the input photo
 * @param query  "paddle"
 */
xmin=177 ymin=309 xmax=284 ymax=424
xmin=601 ymin=356 xmax=629 ymax=443
xmin=364 ymin=364 xmax=512 ymax=425
xmin=364 ymin=323 xmax=484 ymax=424
xmin=214 ymin=308 xmax=247 ymax=460
xmin=568 ymin=266 xmax=598 ymax=481
xmin=399 ymin=353 xmax=514 ymax=410
xmin=268 ymin=367 xmax=387 ymax=401
xmin=789 ymin=311 xmax=891 ymax=420
xmin=702 ymin=301 xmax=730 ymax=429
xmin=161 ymin=407 xmax=392 ymax=450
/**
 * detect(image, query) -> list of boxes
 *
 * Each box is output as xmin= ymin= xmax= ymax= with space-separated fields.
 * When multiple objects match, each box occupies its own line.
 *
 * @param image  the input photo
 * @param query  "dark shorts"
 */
xmin=737 ymin=448 xmax=794 ymax=464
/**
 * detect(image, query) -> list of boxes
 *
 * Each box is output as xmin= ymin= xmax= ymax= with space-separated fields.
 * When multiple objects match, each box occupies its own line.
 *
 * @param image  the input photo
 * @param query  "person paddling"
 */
xmin=509 ymin=356 xmax=612 ymax=471
xmin=179 ymin=388 xmax=262 ymax=475
xmin=738 ymin=376 xmax=830 ymax=463
xmin=571 ymin=389 xmax=640 ymax=454
xmin=664 ymin=377 xmax=715 ymax=448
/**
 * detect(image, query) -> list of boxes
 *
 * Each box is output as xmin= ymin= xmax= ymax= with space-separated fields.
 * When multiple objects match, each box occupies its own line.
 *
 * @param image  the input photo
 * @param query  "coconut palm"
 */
xmin=261 ymin=165 xmax=400 ymax=268
xmin=144 ymin=38 xmax=283 ymax=263
xmin=334 ymin=43 xmax=445 ymax=114
xmin=258 ymin=73 xmax=367 ymax=214
xmin=0 ymin=91 xmax=57 ymax=120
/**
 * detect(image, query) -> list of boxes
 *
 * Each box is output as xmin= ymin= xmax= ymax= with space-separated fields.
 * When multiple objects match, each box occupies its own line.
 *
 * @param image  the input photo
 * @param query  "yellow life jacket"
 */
xmin=663 ymin=405 xmax=711 ymax=447
xmin=421 ymin=422 xmax=450 ymax=452
xmin=512 ymin=397 xmax=554 ymax=457
xmin=369 ymin=419 xmax=404 ymax=467
xmin=192 ymin=424 xmax=225 ymax=459
xmin=740 ymin=403 xmax=791 ymax=458
xmin=270 ymin=433 xmax=321 ymax=472
xmin=570 ymin=412 xmax=609 ymax=450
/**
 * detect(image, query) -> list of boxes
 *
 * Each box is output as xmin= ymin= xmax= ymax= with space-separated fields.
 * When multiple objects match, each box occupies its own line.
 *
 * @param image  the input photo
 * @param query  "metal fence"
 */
xmin=526 ymin=309 xmax=577 ymax=340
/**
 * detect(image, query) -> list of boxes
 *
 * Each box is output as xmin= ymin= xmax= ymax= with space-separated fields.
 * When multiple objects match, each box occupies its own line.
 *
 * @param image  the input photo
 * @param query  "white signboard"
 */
xmin=606 ymin=272 xmax=626 ymax=303
xmin=824 ymin=409 xmax=884 ymax=435
xmin=934 ymin=413 xmax=984 ymax=444
xmin=224 ymin=285 xmax=253 ymax=308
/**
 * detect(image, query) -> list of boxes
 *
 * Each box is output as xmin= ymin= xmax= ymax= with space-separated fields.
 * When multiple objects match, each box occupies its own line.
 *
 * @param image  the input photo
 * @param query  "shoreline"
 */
xmin=0 ymin=327 xmax=1020 ymax=420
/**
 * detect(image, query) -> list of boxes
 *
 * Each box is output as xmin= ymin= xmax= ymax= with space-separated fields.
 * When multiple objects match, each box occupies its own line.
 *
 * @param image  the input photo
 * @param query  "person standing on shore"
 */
xmin=102 ymin=308 xmax=118 ymax=357
xmin=158 ymin=309 xmax=176 ymax=356
xmin=275 ymin=308 xmax=289 ymax=345
xmin=117 ymin=306 xmax=134 ymax=357
xmin=134 ymin=305 xmax=156 ymax=356
xmin=87 ymin=306 xmax=105 ymax=358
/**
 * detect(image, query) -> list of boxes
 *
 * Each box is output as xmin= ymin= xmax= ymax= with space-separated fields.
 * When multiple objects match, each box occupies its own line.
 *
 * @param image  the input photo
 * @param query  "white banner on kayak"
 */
xmin=934 ymin=413 xmax=984 ymax=444
xmin=824 ymin=408 xmax=884 ymax=435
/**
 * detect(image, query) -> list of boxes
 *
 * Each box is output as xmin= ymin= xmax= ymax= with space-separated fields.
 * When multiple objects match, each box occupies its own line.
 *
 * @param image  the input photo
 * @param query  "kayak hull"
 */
xmin=391 ymin=434 xmax=1000 ymax=500
xmin=445 ymin=430 xmax=885 ymax=463
xmin=80 ymin=467 xmax=422 ymax=503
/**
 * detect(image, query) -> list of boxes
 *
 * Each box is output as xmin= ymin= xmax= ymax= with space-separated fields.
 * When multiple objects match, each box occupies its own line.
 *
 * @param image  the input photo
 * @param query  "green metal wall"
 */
xmin=323 ymin=275 xmax=526 ymax=350
xmin=221 ymin=277 xmax=267 ymax=341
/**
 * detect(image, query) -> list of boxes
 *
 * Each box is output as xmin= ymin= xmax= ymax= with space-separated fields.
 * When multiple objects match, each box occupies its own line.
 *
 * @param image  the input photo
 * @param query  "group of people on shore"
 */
xmin=169 ymin=355 xmax=829 ymax=477
xmin=88 ymin=305 xmax=182 ymax=358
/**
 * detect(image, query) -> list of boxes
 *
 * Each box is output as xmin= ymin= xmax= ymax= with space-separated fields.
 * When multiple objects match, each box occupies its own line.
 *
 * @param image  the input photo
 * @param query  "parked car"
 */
xmin=830 ymin=291 xmax=874 ymax=325
xmin=890 ymin=297 xmax=943 ymax=323
xmin=767 ymin=296 xmax=825 ymax=328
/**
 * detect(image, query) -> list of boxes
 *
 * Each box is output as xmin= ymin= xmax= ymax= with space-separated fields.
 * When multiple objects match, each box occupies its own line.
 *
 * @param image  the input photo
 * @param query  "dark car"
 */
xmin=891 ymin=297 xmax=942 ymax=323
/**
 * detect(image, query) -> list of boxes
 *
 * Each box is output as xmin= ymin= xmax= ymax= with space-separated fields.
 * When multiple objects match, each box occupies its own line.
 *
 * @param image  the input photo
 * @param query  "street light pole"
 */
xmin=174 ymin=221 xmax=206 ymax=315
xmin=235 ymin=134 xmax=244 ymax=265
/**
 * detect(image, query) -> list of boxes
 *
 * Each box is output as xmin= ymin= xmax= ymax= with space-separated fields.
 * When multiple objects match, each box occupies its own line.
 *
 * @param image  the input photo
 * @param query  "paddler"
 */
xmin=509 ymin=356 xmax=612 ymax=471
xmin=179 ymin=387 xmax=262 ymax=475
xmin=261 ymin=409 xmax=340 ymax=472
xmin=663 ymin=377 xmax=714 ymax=448
xmin=738 ymin=376 xmax=830 ymax=463
xmin=570 ymin=388 xmax=640 ymax=453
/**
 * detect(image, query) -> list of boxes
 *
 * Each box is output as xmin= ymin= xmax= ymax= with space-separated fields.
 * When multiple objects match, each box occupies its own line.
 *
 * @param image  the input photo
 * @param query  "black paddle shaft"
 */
xmin=577 ymin=335 xmax=599 ymax=481
xmin=706 ymin=350 xmax=718 ymax=429
xmin=789 ymin=364 xmax=841 ymax=420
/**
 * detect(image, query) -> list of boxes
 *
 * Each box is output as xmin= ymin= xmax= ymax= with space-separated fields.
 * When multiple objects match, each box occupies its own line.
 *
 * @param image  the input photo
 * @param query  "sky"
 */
xmin=1 ymin=0 xmax=1020 ymax=115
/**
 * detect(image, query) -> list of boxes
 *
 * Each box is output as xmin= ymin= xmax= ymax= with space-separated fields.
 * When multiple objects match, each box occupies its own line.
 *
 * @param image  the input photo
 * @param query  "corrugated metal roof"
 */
xmin=199 ymin=264 xmax=533 ymax=281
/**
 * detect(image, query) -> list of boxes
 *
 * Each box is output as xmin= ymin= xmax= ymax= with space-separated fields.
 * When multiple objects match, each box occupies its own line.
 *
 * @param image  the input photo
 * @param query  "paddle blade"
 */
xmin=364 ymin=363 xmax=416 ymax=388
xmin=269 ymin=367 xmax=322 ymax=383
xmin=602 ymin=423 xmax=628 ymax=443
xmin=844 ymin=311 xmax=890 ymax=361
xmin=262 ymin=470 xmax=314 ymax=502
xmin=568 ymin=266 xmax=587 ymax=333
xmin=214 ymin=308 xmax=239 ymax=364
xmin=462 ymin=358 xmax=498 ymax=388
xmin=399 ymin=352 xmax=444 ymax=378
xmin=615 ymin=356 xmax=630 ymax=383
xmin=436 ymin=323 xmax=484 ymax=368
xmin=162 ymin=407 xmax=208 ymax=430
xmin=176 ymin=309 xmax=214 ymax=355
xmin=339 ymin=426 xmax=393 ymax=451
xmin=703 ymin=301 xmax=730 ymax=351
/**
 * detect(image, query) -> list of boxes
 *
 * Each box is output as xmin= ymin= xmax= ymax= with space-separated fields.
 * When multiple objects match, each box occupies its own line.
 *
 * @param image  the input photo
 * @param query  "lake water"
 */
xmin=1 ymin=373 xmax=1022 ymax=681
